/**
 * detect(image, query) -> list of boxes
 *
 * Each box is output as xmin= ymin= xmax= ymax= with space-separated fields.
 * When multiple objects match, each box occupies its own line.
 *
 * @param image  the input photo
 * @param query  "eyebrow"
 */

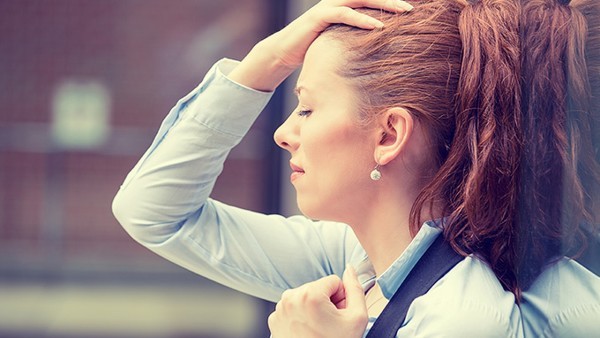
xmin=294 ymin=85 xmax=305 ymax=96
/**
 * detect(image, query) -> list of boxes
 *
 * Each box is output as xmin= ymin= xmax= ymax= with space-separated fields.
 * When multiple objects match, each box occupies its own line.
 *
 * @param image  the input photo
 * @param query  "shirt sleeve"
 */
xmin=112 ymin=58 xmax=365 ymax=302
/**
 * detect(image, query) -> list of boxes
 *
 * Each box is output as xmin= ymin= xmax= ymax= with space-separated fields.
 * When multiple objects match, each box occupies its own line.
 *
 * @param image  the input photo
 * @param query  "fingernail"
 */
xmin=398 ymin=1 xmax=414 ymax=11
xmin=370 ymin=18 xmax=384 ymax=28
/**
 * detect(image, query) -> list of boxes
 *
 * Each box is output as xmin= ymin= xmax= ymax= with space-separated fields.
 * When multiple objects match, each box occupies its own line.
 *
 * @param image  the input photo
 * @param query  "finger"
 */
xmin=276 ymin=288 xmax=297 ymax=314
xmin=321 ymin=6 xmax=385 ymax=29
xmin=313 ymin=274 xmax=345 ymax=300
xmin=342 ymin=265 xmax=367 ymax=310
xmin=329 ymin=0 xmax=413 ymax=12
xmin=333 ymin=296 xmax=347 ymax=310
xmin=267 ymin=311 xmax=279 ymax=335
xmin=330 ymin=280 xmax=347 ymax=309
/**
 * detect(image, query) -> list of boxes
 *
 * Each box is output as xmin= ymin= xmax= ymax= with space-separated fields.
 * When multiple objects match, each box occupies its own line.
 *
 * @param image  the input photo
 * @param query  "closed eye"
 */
xmin=297 ymin=109 xmax=312 ymax=117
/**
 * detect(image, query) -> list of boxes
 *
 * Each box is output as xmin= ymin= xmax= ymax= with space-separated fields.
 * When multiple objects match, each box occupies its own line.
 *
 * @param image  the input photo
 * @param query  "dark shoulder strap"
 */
xmin=365 ymin=235 xmax=463 ymax=338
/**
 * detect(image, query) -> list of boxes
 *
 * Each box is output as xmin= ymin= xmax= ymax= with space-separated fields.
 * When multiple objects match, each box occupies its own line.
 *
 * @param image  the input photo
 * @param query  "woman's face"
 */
xmin=274 ymin=36 xmax=377 ymax=223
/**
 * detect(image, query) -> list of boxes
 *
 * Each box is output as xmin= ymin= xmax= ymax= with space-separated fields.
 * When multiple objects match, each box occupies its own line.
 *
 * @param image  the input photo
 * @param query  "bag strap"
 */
xmin=365 ymin=235 xmax=463 ymax=338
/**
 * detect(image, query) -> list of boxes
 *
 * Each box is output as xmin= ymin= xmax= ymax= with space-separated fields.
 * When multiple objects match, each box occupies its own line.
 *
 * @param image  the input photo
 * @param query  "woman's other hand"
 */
xmin=228 ymin=0 xmax=413 ymax=92
xmin=268 ymin=266 xmax=369 ymax=338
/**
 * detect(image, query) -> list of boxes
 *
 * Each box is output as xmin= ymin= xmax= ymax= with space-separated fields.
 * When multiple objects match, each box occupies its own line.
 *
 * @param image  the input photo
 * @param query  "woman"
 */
xmin=112 ymin=0 xmax=600 ymax=336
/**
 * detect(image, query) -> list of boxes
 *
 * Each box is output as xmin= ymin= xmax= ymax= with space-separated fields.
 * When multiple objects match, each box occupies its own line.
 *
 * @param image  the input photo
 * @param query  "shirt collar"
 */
xmin=377 ymin=220 xmax=443 ymax=299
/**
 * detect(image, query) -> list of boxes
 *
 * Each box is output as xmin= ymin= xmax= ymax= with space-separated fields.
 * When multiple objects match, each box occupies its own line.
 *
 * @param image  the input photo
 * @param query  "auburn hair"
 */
xmin=518 ymin=0 xmax=600 ymax=290
xmin=323 ymin=0 xmax=600 ymax=298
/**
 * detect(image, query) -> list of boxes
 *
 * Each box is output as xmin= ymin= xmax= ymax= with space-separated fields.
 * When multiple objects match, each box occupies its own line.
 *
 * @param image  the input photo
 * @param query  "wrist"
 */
xmin=228 ymin=40 xmax=297 ymax=92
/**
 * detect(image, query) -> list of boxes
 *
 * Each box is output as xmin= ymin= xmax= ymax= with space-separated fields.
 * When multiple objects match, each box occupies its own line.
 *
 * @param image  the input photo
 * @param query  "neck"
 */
xmin=349 ymin=181 xmax=421 ymax=277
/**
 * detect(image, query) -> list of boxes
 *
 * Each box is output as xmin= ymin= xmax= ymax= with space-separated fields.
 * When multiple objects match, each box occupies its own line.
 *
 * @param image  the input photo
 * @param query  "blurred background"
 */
xmin=0 ymin=0 xmax=316 ymax=337
xmin=4 ymin=1 xmax=598 ymax=338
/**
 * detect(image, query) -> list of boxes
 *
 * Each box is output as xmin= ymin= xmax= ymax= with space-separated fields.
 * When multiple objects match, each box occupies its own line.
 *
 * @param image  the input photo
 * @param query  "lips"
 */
xmin=290 ymin=162 xmax=305 ymax=173
xmin=290 ymin=161 xmax=305 ymax=182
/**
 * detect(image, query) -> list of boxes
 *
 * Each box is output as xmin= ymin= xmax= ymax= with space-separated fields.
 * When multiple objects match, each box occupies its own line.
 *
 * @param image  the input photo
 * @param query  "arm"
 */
xmin=112 ymin=59 xmax=364 ymax=301
xmin=113 ymin=0 xmax=412 ymax=302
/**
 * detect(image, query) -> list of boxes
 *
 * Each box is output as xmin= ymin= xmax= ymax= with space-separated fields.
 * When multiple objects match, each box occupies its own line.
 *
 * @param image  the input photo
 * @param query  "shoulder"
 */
xmin=399 ymin=256 xmax=522 ymax=337
xmin=521 ymin=258 xmax=600 ymax=338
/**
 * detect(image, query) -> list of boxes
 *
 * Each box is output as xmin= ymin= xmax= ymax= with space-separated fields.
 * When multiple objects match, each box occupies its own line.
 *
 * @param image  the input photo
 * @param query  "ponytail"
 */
xmin=411 ymin=0 xmax=523 ymax=296
xmin=518 ymin=0 xmax=600 ymax=290
xmin=413 ymin=0 xmax=600 ymax=298
xmin=325 ymin=0 xmax=599 ymax=299
xmin=451 ymin=0 xmax=522 ymax=295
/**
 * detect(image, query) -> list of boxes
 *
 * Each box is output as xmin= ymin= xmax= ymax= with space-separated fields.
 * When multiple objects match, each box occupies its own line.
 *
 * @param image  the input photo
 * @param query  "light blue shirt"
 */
xmin=521 ymin=258 xmax=600 ymax=337
xmin=113 ymin=59 xmax=599 ymax=337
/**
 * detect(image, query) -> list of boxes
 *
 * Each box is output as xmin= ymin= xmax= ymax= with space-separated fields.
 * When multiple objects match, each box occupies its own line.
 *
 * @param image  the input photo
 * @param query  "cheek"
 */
xmin=306 ymin=124 xmax=372 ymax=181
xmin=296 ymin=128 xmax=374 ymax=221
xmin=303 ymin=123 xmax=354 ymax=162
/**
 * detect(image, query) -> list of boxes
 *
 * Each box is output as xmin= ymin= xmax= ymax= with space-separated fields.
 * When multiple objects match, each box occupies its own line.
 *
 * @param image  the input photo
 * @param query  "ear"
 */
xmin=374 ymin=107 xmax=414 ymax=165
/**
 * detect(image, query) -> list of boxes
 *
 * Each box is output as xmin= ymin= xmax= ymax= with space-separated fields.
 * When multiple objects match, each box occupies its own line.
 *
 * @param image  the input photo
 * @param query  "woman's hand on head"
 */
xmin=268 ymin=266 xmax=369 ymax=338
xmin=267 ymin=0 xmax=413 ymax=69
xmin=228 ymin=0 xmax=413 ymax=92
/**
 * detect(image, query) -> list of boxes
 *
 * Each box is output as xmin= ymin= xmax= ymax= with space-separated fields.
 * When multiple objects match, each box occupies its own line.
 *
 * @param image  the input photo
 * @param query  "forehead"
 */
xmin=296 ymin=36 xmax=348 ymax=97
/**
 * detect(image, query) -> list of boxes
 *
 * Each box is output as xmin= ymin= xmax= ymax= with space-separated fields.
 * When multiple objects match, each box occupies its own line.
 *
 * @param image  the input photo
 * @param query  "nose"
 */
xmin=273 ymin=113 xmax=299 ymax=152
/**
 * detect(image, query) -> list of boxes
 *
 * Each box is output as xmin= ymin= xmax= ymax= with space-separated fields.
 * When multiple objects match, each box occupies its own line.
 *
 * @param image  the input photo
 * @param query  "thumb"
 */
xmin=342 ymin=264 xmax=367 ymax=311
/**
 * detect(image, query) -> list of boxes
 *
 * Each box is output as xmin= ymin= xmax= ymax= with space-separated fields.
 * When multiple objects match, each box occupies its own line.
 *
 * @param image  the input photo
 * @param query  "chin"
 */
xmin=297 ymin=200 xmax=342 ymax=223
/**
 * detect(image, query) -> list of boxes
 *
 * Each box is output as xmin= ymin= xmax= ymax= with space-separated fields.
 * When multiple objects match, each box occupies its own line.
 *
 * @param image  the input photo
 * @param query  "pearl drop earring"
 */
xmin=370 ymin=164 xmax=382 ymax=181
